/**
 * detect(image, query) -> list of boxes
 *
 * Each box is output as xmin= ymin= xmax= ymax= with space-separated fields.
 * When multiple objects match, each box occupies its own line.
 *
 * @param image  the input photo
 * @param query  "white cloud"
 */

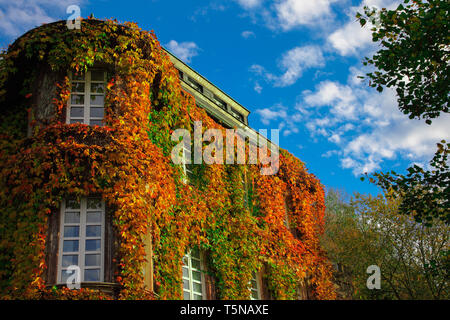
xmin=254 ymin=68 xmax=450 ymax=175
xmin=254 ymin=81 xmax=263 ymax=93
xmin=255 ymin=104 xmax=302 ymax=136
xmin=256 ymin=105 xmax=288 ymax=125
xmin=0 ymin=0 xmax=82 ymax=37
xmin=327 ymin=19 xmax=373 ymax=56
xmin=329 ymin=133 xmax=341 ymax=143
xmin=235 ymin=0 xmax=264 ymax=9
xmin=165 ymin=40 xmax=200 ymax=63
xmin=298 ymin=65 xmax=450 ymax=175
xmin=234 ymin=0 xmax=348 ymax=32
xmin=276 ymin=46 xmax=325 ymax=86
xmin=241 ymin=30 xmax=256 ymax=38
xmin=303 ymin=81 xmax=358 ymax=120
xmin=274 ymin=0 xmax=341 ymax=30
xmin=251 ymin=45 xmax=325 ymax=87
xmin=327 ymin=0 xmax=401 ymax=56
xmin=322 ymin=150 xmax=339 ymax=158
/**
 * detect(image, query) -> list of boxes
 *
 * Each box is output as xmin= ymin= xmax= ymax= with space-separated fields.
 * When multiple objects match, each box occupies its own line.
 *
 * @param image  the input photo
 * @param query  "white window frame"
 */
xmin=67 ymin=70 xmax=106 ymax=126
xmin=249 ymin=271 xmax=262 ymax=300
xmin=182 ymin=139 xmax=192 ymax=184
xmin=57 ymin=197 xmax=105 ymax=284
xmin=182 ymin=248 xmax=206 ymax=300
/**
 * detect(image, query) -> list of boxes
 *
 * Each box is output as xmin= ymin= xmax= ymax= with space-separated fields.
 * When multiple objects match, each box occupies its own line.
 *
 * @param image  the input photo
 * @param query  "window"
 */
xmin=249 ymin=271 xmax=261 ymax=300
xmin=284 ymin=200 xmax=290 ymax=229
xmin=68 ymin=70 xmax=106 ymax=126
xmin=178 ymin=69 xmax=184 ymax=81
xmin=58 ymin=197 xmax=105 ymax=284
xmin=182 ymin=137 xmax=193 ymax=182
xmin=242 ymin=171 xmax=248 ymax=207
xmin=212 ymin=95 xmax=227 ymax=110
xmin=229 ymin=107 xmax=244 ymax=123
xmin=187 ymin=77 xmax=203 ymax=93
xmin=182 ymin=247 xmax=204 ymax=300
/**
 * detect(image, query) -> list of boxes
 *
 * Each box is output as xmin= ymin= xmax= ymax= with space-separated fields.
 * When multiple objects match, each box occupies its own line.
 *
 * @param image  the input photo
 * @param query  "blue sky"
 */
xmin=1 ymin=0 xmax=449 ymax=196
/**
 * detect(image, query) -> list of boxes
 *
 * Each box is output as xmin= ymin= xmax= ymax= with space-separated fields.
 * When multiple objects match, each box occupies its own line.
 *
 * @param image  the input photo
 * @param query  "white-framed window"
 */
xmin=212 ymin=94 xmax=227 ymax=110
xmin=182 ymin=247 xmax=205 ymax=300
xmin=57 ymin=197 xmax=105 ymax=284
xmin=187 ymin=77 xmax=203 ymax=93
xmin=68 ymin=70 xmax=106 ymax=126
xmin=182 ymin=139 xmax=193 ymax=183
xmin=229 ymin=107 xmax=244 ymax=123
xmin=249 ymin=271 xmax=261 ymax=300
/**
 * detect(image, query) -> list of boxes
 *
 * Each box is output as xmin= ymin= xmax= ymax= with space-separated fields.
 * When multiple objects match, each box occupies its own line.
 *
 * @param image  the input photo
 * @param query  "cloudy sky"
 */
xmin=1 ymin=0 xmax=448 ymax=195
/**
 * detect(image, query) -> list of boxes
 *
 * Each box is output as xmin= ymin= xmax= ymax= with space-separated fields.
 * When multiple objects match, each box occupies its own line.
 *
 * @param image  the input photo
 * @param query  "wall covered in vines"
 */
xmin=0 ymin=18 xmax=335 ymax=300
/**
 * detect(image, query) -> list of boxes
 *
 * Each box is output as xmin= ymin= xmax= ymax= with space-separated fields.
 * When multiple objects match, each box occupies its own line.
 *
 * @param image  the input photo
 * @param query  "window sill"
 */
xmin=48 ymin=282 xmax=121 ymax=296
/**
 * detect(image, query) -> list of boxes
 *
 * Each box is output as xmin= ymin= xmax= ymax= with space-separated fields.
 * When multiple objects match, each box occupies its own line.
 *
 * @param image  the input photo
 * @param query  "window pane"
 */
xmin=86 ymin=225 xmax=101 ymax=237
xmin=90 ymin=95 xmax=104 ymax=106
xmin=187 ymin=77 xmax=202 ymax=93
xmin=66 ymin=199 xmax=80 ymax=209
xmin=91 ymin=83 xmax=105 ymax=93
xmin=213 ymin=95 xmax=226 ymax=110
xmin=89 ymin=119 xmax=103 ymax=126
xmin=191 ymin=247 xmax=200 ymax=259
xmin=84 ymin=268 xmax=100 ymax=281
xmin=194 ymin=294 xmax=202 ymax=300
xmin=191 ymin=259 xmax=200 ymax=270
xmin=72 ymin=82 xmax=85 ymax=93
xmin=183 ymin=291 xmax=190 ymax=300
xmin=86 ymin=239 xmax=101 ymax=252
xmin=182 ymin=266 xmax=189 ymax=278
xmin=64 ymin=211 xmax=80 ymax=223
xmin=230 ymin=108 xmax=244 ymax=122
xmin=70 ymin=107 xmax=84 ymax=118
xmin=63 ymin=240 xmax=79 ymax=252
xmin=193 ymin=282 xmax=202 ymax=293
xmin=70 ymin=119 xmax=84 ymax=124
xmin=87 ymin=198 xmax=102 ymax=210
xmin=183 ymin=279 xmax=190 ymax=290
xmin=251 ymin=290 xmax=258 ymax=300
xmin=192 ymin=270 xmax=201 ymax=282
xmin=90 ymin=107 xmax=104 ymax=118
xmin=62 ymin=255 xmax=78 ymax=267
xmin=64 ymin=226 xmax=79 ymax=237
xmin=71 ymin=94 xmax=85 ymax=105
xmin=85 ymin=254 xmax=101 ymax=267
xmin=86 ymin=211 xmax=101 ymax=223
xmin=91 ymin=71 xmax=104 ymax=81
xmin=61 ymin=269 xmax=76 ymax=283
xmin=182 ymin=256 xmax=188 ymax=266
xmin=72 ymin=73 xmax=85 ymax=81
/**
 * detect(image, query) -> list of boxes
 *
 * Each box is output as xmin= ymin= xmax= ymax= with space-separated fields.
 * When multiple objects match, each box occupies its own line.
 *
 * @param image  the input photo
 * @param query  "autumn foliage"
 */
xmin=0 ymin=18 xmax=335 ymax=299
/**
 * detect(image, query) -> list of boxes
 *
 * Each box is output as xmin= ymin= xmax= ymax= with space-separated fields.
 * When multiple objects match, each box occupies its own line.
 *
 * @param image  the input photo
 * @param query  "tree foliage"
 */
xmin=322 ymin=191 xmax=449 ymax=300
xmin=358 ymin=0 xmax=449 ymax=122
xmin=358 ymin=0 xmax=450 ymax=225
xmin=366 ymin=141 xmax=449 ymax=225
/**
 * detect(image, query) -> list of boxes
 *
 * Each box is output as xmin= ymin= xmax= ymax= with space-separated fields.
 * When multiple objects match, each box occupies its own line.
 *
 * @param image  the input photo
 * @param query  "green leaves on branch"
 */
xmin=356 ymin=0 xmax=450 ymax=123
xmin=363 ymin=141 xmax=450 ymax=226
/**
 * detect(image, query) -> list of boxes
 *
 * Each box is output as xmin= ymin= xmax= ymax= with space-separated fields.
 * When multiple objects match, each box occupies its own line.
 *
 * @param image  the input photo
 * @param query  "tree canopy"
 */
xmin=358 ymin=0 xmax=449 ymax=123
xmin=358 ymin=0 xmax=450 ymax=224
xmin=322 ymin=190 xmax=449 ymax=300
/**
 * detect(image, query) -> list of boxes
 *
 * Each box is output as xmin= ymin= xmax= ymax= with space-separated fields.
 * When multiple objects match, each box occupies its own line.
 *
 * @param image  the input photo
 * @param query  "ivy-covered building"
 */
xmin=0 ymin=18 xmax=336 ymax=300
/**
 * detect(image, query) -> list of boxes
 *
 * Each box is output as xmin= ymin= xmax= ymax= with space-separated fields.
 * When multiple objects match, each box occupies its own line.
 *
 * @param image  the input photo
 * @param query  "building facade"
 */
xmin=0 ymin=19 xmax=335 ymax=300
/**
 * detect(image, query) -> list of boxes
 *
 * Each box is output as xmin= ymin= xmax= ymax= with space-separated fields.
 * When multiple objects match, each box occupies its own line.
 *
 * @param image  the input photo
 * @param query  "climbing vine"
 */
xmin=0 ymin=18 xmax=335 ymax=300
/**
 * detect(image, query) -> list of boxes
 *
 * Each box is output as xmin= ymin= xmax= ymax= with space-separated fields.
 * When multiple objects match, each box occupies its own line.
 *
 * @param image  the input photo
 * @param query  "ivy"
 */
xmin=0 ymin=18 xmax=335 ymax=300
